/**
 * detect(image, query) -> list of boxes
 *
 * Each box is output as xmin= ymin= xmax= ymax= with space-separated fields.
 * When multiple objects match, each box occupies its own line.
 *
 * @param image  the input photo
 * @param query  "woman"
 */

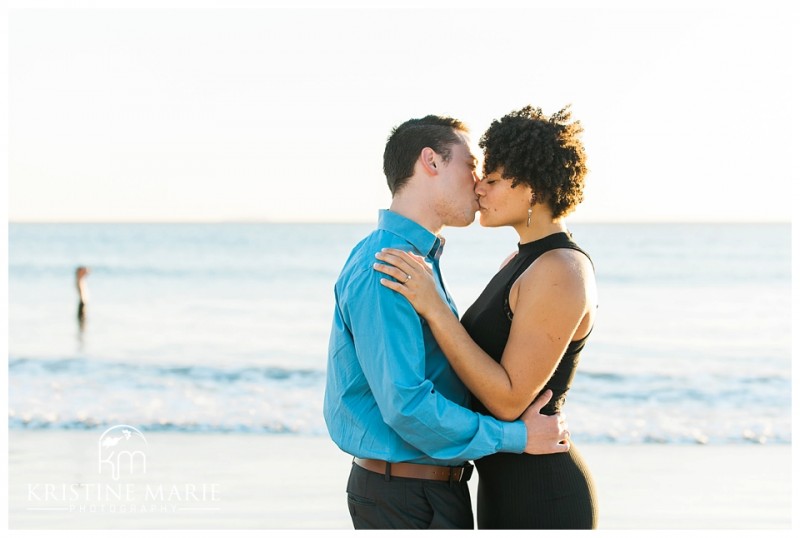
xmin=373 ymin=105 xmax=598 ymax=529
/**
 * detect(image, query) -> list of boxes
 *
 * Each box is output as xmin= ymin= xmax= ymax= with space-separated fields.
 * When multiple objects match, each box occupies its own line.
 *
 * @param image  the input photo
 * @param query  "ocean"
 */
xmin=7 ymin=221 xmax=792 ymax=445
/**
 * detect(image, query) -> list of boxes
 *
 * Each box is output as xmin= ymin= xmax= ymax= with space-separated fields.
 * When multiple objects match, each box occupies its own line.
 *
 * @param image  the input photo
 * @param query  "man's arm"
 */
xmin=342 ymin=266 xmax=548 ymax=461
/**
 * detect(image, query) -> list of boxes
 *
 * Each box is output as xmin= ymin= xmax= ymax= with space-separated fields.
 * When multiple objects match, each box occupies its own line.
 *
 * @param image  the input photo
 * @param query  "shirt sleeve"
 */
xmin=340 ymin=264 xmax=527 ymax=462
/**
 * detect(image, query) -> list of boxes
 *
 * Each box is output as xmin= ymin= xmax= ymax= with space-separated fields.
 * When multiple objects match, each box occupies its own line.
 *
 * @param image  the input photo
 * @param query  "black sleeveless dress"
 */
xmin=461 ymin=231 xmax=598 ymax=529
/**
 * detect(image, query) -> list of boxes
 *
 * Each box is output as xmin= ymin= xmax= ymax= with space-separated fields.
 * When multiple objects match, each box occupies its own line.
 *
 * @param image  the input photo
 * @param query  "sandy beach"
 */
xmin=6 ymin=430 xmax=791 ymax=531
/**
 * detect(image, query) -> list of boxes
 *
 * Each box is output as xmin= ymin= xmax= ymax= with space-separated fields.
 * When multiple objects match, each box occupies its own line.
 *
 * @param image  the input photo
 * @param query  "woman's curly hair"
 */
xmin=479 ymin=105 xmax=588 ymax=219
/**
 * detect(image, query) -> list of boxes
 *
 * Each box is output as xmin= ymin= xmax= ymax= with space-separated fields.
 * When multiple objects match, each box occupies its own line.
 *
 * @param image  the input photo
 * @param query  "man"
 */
xmin=323 ymin=115 xmax=569 ymax=529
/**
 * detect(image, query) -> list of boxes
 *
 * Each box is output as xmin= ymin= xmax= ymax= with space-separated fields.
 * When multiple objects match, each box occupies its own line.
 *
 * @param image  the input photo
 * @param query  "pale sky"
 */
xmin=6 ymin=1 xmax=798 ymax=223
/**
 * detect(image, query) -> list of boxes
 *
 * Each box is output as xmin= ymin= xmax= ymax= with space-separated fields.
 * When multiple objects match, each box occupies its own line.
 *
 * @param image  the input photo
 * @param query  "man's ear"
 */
xmin=419 ymin=147 xmax=439 ymax=175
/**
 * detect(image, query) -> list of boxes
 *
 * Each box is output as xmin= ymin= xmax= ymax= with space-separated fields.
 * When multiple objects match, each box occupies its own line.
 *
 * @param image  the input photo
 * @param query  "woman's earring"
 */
xmin=526 ymin=193 xmax=536 ymax=227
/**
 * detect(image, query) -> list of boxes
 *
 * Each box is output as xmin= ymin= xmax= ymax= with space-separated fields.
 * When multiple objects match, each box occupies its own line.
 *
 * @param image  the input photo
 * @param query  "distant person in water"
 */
xmin=76 ymin=266 xmax=90 ymax=327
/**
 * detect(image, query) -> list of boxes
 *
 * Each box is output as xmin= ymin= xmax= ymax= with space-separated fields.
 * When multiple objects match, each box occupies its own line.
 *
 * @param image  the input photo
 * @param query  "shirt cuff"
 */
xmin=501 ymin=420 xmax=528 ymax=453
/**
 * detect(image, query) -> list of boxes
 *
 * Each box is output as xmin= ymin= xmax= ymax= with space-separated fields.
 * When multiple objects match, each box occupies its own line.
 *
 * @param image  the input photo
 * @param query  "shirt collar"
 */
xmin=377 ymin=209 xmax=445 ymax=260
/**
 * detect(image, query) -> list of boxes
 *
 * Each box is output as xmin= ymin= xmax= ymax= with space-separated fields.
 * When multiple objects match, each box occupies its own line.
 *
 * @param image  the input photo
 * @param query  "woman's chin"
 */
xmin=478 ymin=213 xmax=498 ymax=228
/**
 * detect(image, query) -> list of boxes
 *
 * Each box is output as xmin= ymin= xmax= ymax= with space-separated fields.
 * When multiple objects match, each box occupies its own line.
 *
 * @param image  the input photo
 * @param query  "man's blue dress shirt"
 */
xmin=323 ymin=210 xmax=527 ymax=466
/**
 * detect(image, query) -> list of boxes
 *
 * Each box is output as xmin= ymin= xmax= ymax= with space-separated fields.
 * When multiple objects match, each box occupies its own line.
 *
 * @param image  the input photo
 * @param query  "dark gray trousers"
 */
xmin=346 ymin=462 xmax=474 ymax=529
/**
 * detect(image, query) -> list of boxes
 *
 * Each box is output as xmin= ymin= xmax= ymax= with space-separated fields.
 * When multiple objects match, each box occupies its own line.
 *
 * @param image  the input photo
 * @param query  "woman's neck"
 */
xmin=514 ymin=208 xmax=567 ymax=244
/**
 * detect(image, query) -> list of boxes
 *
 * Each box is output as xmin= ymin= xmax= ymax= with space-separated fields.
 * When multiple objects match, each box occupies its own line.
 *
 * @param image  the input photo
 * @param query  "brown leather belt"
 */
xmin=353 ymin=457 xmax=473 ymax=482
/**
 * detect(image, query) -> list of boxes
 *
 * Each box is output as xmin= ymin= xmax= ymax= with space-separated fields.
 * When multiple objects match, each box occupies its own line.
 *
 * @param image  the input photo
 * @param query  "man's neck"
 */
xmin=388 ymin=194 xmax=444 ymax=236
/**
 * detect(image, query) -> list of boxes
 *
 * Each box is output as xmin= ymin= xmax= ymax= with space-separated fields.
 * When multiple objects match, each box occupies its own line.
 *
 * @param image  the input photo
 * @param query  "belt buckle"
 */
xmin=448 ymin=463 xmax=472 ymax=484
xmin=460 ymin=462 xmax=474 ymax=482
